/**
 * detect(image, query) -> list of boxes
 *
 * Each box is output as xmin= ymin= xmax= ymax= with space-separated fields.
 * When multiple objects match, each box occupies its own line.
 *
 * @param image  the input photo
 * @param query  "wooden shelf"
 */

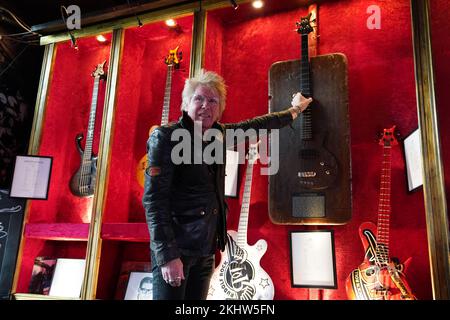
xmin=101 ymin=223 xmax=149 ymax=242
xmin=24 ymin=223 xmax=90 ymax=241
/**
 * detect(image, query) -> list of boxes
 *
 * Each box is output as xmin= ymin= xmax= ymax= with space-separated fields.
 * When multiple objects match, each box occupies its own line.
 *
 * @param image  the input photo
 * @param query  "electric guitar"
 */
xmin=207 ymin=142 xmax=274 ymax=300
xmin=295 ymin=14 xmax=338 ymax=189
xmin=69 ymin=61 xmax=106 ymax=197
xmin=345 ymin=126 xmax=416 ymax=300
xmin=136 ymin=46 xmax=182 ymax=187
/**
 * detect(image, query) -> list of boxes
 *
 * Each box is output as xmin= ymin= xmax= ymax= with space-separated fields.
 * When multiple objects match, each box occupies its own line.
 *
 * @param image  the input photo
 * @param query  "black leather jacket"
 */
xmin=142 ymin=110 xmax=293 ymax=267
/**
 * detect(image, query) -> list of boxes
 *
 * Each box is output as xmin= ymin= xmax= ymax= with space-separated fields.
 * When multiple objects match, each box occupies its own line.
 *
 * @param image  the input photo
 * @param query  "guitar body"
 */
xmin=207 ymin=231 xmax=274 ymax=300
xmin=69 ymin=133 xmax=98 ymax=197
xmin=136 ymin=124 xmax=158 ymax=187
xmin=345 ymin=222 xmax=416 ymax=300
xmin=297 ymin=130 xmax=338 ymax=189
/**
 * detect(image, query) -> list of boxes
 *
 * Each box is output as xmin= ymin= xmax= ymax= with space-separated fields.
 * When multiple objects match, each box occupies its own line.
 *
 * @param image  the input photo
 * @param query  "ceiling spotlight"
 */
xmin=96 ymin=35 xmax=107 ymax=43
xmin=165 ymin=19 xmax=177 ymax=27
xmin=252 ymin=1 xmax=264 ymax=9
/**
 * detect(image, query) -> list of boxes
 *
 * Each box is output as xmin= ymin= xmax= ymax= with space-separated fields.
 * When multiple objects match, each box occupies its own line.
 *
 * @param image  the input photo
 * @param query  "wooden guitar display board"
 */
xmin=269 ymin=54 xmax=351 ymax=225
xmin=268 ymin=9 xmax=351 ymax=226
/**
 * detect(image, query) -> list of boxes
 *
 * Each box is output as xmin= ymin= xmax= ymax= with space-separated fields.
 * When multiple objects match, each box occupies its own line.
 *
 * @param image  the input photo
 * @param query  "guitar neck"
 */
xmin=300 ymin=34 xmax=312 ymax=140
xmin=376 ymin=145 xmax=392 ymax=264
xmin=161 ymin=64 xmax=173 ymax=126
xmin=237 ymin=161 xmax=254 ymax=247
xmin=82 ymin=76 xmax=100 ymax=162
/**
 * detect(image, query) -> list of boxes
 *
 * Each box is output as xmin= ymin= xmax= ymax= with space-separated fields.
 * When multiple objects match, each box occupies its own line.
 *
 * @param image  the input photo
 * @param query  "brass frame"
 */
xmin=11 ymin=43 xmax=56 ymax=298
xmin=39 ymin=0 xmax=249 ymax=46
xmin=81 ymin=28 xmax=124 ymax=300
xmin=410 ymin=0 xmax=450 ymax=299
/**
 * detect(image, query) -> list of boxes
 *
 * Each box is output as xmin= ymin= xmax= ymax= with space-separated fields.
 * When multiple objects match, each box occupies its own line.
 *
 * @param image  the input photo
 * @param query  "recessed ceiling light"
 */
xmin=252 ymin=1 xmax=264 ymax=9
xmin=165 ymin=19 xmax=177 ymax=27
xmin=96 ymin=35 xmax=107 ymax=43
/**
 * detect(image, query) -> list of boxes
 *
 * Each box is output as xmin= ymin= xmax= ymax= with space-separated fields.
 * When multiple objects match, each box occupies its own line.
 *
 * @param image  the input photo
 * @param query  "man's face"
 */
xmin=187 ymin=85 xmax=221 ymax=131
xmin=137 ymin=281 xmax=152 ymax=300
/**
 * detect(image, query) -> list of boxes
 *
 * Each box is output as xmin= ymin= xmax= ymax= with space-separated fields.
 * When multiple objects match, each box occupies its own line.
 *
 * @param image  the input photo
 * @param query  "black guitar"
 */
xmin=69 ymin=61 xmax=106 ymax=197
xmin=296 ymin=14 xmax=338 ymax=189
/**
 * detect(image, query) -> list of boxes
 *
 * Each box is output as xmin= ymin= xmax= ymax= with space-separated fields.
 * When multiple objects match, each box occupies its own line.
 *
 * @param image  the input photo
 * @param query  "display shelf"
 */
xmin=13 ymin=293 xmax=81 ymax=300
xmin=101 ymin=223 xmax=149 ymax=242
xmin=24 ymin=223 xmax=90 ymax=241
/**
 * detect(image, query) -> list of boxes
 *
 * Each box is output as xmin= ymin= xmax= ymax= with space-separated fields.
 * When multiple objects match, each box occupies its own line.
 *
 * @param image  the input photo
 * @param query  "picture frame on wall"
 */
xmin=289 ymin=230 xmax=337 ymax=289
xmin=403 ymin=128 xmax=423 ymax=192
xmin=9 ymin=155 xmax=53 ymax=200
xmin=124 ymin=271 xmax=153 ymax=300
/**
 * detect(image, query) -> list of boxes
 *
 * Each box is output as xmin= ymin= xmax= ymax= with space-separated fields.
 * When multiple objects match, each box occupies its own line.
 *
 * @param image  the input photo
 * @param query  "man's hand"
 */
xmin=161 ymin=258 xmax=185 ymax=287
xmin=289 ymin=92 xmax=313 ymax=119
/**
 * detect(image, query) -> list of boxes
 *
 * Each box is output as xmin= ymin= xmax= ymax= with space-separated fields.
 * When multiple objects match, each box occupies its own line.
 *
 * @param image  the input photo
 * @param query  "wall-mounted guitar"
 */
xmin=345 ymin=126 xmax=416 ymax=300
xmin=136 ymin=46 xmax=182 ymax=188
xmin=208 ymin=142 xmax=274 ymax=300
xmin=69 ymin=61 xmax=107 ymax=197
xmin=296 ymin=14 xmax=338 ymax=189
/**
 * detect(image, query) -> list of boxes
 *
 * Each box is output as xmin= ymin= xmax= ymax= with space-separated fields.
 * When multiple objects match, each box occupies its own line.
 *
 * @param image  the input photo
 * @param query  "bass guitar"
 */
xmin=136 ymin=46 xmax=182 ymax=187
xmin=296 ymin=14 xmax=338 ymax=189
xmin=345 ymin=126 xmax=416 ymax=300
xmin=207 ymin=142 xmax=274 ymax=300
xmin=69 ymin=61 xmax=106 ymax=197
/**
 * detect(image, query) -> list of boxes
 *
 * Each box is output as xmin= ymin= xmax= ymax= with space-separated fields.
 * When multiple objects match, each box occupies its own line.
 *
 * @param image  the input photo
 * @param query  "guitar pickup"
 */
xmin=298 ymin=171 xmax=317 ymax=178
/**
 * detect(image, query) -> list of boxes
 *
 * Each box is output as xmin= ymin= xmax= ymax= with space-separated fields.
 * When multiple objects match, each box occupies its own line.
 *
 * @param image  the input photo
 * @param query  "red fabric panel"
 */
xmin=103 ymin=16 xmax=193 ymax=223
xmin=32 ymin=34 xmax=112 ymax=223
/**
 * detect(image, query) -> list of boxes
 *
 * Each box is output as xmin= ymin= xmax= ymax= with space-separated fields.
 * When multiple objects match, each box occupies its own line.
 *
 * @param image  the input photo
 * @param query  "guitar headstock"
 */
xmin=378 ymin=125 xmax=399 ymax=147
xmin=165 ymin=46 xmax=182 ymax=68
xmin=92 ymin=60 xmax=107 ymax=79
xmin=246 ymin=141 xmax=260 ymax=165
xmin=296 ymin=13 xmax=314 ymax=36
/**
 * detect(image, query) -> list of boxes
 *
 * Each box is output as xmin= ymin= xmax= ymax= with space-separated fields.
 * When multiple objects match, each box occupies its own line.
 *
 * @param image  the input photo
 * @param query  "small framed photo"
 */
xmin=224 ymin=149 xmax=239 ymax=198
xmin=403 ymin=128 xmax=423 ymax=192
xmin=124 ymin=272 xmax=153 ymax=300
xmin=9 ymin=155 xmax=53 ymax=200
xmin=289 ymin=230 xmax=337 ymax=289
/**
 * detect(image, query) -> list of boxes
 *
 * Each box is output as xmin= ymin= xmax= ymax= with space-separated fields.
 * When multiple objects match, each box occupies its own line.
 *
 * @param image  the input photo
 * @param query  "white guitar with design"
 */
xmin=207 ymin=142 xmax=274 ymax=300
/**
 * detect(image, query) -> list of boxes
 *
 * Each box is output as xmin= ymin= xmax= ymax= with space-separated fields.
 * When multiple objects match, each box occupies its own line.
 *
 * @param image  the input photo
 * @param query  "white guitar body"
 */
xmin=207 ymin=231 xmax=274 ymax=300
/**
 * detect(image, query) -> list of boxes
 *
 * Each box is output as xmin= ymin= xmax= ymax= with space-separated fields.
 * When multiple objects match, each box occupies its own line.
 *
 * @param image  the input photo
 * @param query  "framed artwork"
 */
xmin=224 ymin=149 xmax=239 ymax=198
xmin=124 ymin=272 xmax=153 ymax=300
xmin=289 ymin=230 xmax=337 ymax=289
xmin=403 ymin=128 xmax=423 ymax=192
xmin=28 ymin=257 xmax=57 ymax=295
xmin=48 ymin=258 xmax=86 ymax=298
xmin=9 ymin=155 xmax=53 ymax=200
xmin=114 ymin=261 xmax=152 ymax=300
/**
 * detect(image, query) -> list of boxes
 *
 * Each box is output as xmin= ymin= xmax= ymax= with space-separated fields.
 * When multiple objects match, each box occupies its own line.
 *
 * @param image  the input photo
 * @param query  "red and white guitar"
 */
xmin=207 ymin=142 xmax=274 ymax=300
xmin=345 ymin=126 xmax=416 ymax=300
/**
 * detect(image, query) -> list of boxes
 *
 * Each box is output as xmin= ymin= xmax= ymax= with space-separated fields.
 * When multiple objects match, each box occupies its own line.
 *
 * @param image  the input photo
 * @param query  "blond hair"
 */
xmin=181 ymin=69 xmax=227 ymax=114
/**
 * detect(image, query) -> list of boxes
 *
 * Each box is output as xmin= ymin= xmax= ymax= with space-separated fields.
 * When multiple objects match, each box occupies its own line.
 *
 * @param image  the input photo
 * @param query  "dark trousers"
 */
xmin=151 ymin=252 xmax=215 ymax=300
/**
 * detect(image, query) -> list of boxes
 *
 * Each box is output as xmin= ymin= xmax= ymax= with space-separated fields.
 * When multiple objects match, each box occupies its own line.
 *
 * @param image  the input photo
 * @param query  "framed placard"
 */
xmin=9 ymin=155 xmax=52 ymax=200
xmin=224 ymin=149 xmax=239 ymax=198
xmin=403 ymin=128 xmax=423 ymax=192
xmin=289 ymin=230 xmax=337 ymax=289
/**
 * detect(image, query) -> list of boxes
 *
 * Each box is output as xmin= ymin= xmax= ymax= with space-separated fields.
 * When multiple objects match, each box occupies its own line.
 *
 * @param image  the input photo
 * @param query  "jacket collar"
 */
xmin=179 ymin=111 xmax=222 ymax=132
